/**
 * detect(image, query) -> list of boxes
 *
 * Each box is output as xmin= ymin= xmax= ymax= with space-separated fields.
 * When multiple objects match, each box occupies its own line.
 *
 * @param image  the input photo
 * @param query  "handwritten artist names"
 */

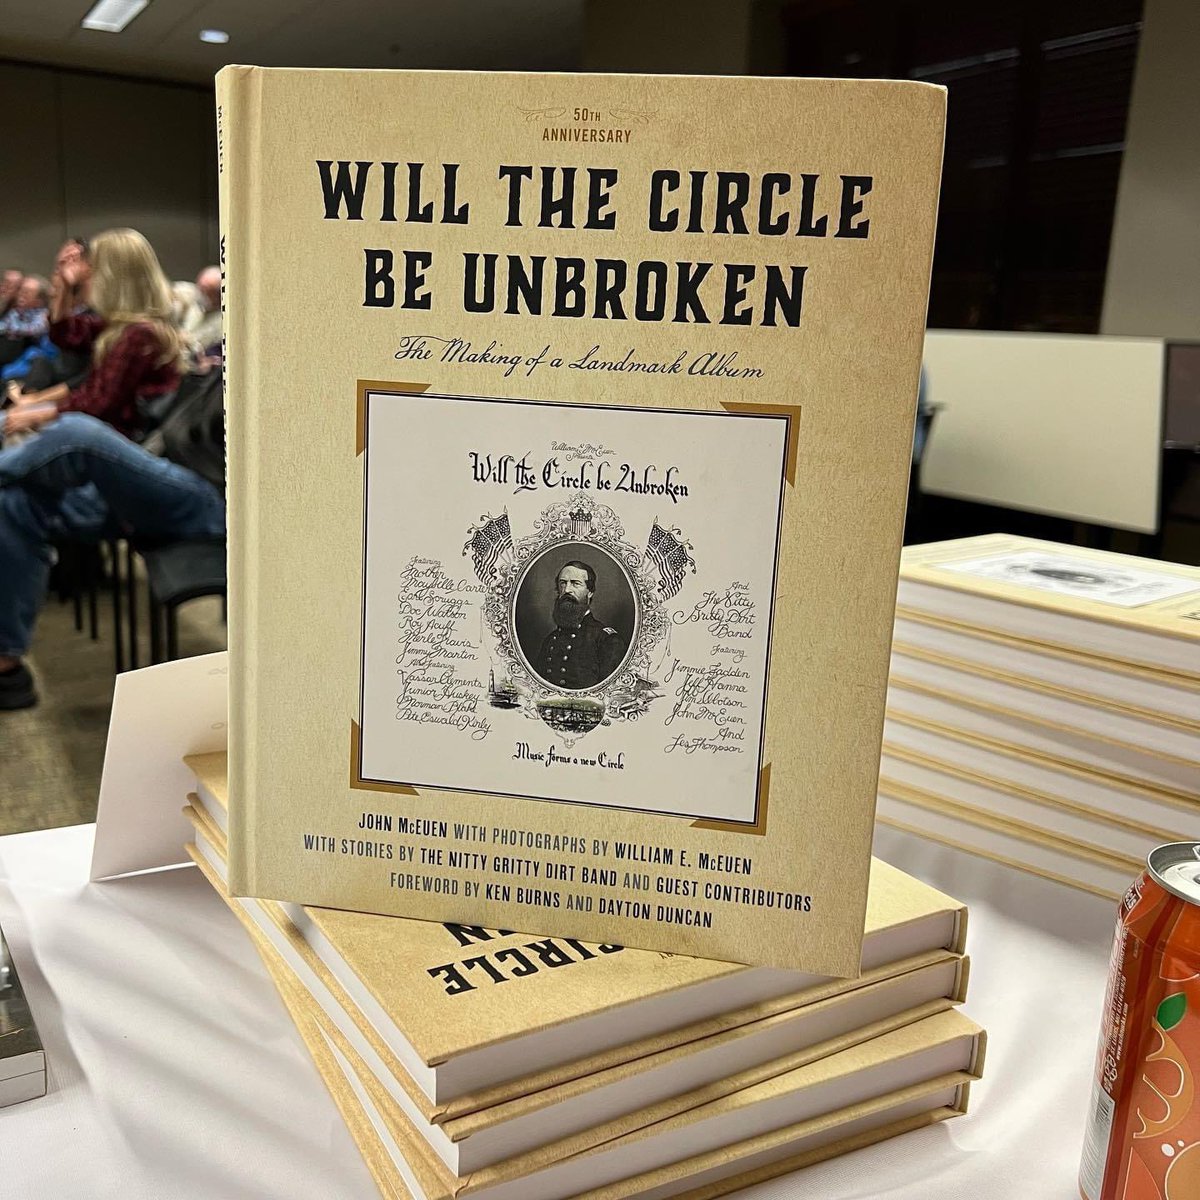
xmin=394 ymin=557 xmax=490 ymax=738
xmin=660 ymin=582 xmax=757 ymax=755
xmin=297 ymin=813 xmax=812 ymax=937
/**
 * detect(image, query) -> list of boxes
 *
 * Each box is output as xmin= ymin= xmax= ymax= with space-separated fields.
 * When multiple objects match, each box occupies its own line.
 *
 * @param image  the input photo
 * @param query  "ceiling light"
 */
xmin=81 ymin=0 xmax=149 ymax=33
xmin=199 ymin=29 xmax=230 ymax=45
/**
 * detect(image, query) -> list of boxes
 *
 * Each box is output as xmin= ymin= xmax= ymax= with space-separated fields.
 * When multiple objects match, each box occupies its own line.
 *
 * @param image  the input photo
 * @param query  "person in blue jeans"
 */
xmin=0 ymin=412 xmax=225 ymax=709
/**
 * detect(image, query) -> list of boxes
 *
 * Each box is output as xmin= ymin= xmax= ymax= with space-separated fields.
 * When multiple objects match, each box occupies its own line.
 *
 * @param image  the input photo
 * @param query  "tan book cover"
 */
xmin=192 ymin=753 xmax=969 ymax=1065
xmin=189 ymin=806 xmax=965 ymax=1173
xmin=237 ymin=919 xmax=981 ymax=1200
xmin=188 ymin=753 xmax=966 ymax=1098
xmin=897 ymin=535 xmax=1200 ymax=678
xmin=876 ymin=782 xmax=1136 ymax=901
xmin=217 ymin=66 xmax=947 ymax=972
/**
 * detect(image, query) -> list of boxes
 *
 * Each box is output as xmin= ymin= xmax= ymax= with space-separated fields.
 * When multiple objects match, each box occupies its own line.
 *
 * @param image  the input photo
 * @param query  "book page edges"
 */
xmin=298 ymin=960 xmax=976 ymax=1200
xmin=894 ymin=605 xmax=1200 ymax=692
xmin=878 ymin=778 xmax=1141 ymax=870
xmin=881 ymin=741 xmax=1194 ymax=840
xmin=876 ymin=812 xmax=1123 ymax=901
xmin=888 ymin=672 xmax=1197 ymax=771
xmin=891 ymin=640 xmax=1200 ymax=735
xmin=290 ymin=954 xmax=966 ymax=1200
xmin=883 ymin=707 xmax=1200 ymax=806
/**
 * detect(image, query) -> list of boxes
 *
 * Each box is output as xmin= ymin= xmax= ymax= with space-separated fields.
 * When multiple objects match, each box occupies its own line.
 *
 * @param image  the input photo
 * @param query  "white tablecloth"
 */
xmin=0 ymin=822 xmax=1120 ymax=1199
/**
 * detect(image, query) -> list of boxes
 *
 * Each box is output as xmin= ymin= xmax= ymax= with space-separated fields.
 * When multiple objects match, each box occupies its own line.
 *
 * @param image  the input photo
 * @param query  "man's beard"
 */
xmin=553 ymin=594 xmax=585 ymax=628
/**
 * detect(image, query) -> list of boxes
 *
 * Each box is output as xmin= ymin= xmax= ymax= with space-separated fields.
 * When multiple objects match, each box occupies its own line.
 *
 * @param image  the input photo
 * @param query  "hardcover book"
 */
xmin=886 ymin=678 xmax=1200 ymax=799
xmin=244 ymin=933 xmax=982 ymax=1200
xmin=186 ymin=752 xmax=967 ymax=1127
xmin=893 ymin=608 xmax=1200 ymax=727
xmin=875 ymin=783 xmax=1134 ymax=901
xmin=880 ymin=745 xmax=1170 ymax=865
xmin=188 ymin=799 xmax=966 ymax=1173
xmin=217 ymin=66 xmax=947 ymax=972
xmin=897 ymin=536 xmax=1200 ymax=679
xmin=883 ymin=713 xmax=1197 ymax=837
xmin=889 ymin=645 xmax=1199 ymax=763
xmin=0 ymin=927 xmax=46 ymax=1108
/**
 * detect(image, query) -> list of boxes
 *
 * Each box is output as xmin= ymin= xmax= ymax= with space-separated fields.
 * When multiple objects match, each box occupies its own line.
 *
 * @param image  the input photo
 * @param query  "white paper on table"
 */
xmin=89 ymin=651 xmax=229 ymax=881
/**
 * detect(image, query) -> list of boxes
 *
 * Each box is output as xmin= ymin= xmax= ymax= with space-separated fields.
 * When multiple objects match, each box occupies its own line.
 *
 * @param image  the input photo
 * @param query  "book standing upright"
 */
xmin=218 ymin=66 xmax=946 ymax=972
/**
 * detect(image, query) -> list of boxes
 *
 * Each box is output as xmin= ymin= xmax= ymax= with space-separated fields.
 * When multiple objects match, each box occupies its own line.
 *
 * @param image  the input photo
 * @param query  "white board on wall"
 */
xmin=921 ymin=330 xmax=1166 ymax=534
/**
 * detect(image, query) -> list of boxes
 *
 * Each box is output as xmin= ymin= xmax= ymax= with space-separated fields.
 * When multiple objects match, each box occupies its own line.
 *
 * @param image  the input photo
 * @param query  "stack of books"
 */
xmin=1 ymin=925 xmax=46 ymax=1108
xmin=186 ymin=753 xmax=984 ymax=1199
xmin=882 ymin=534 xmax=1200 ymax=899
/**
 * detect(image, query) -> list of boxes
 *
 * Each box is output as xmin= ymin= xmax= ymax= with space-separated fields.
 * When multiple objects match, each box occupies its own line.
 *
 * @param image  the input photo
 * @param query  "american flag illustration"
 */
xmin=645 ymin=521 xmax=694 ymax=600
xmin=464 ymin=512 xmax=513 ymax=582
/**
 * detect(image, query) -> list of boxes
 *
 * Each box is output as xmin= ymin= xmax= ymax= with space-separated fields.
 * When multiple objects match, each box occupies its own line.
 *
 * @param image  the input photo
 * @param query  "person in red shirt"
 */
xmin=0 ymin=230 xmax=221 ymax=709
xmin=6 ymin=228 xmax=185 ymax=440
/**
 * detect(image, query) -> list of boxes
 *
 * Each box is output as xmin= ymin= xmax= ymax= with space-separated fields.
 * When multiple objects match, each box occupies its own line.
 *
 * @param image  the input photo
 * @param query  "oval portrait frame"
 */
xmin=510 ymin=540 xmax=640 ymax=695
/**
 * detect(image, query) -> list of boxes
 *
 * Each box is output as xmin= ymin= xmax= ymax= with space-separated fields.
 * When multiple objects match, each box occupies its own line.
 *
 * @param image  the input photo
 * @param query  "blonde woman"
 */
xmin=0 ymin=231 xmax=223 ymax=709
xmin=6 ymin=228 xmax=185 ymax=440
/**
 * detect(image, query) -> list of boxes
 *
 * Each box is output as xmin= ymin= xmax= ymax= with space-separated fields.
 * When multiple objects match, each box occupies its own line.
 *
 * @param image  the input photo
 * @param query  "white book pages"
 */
xmin=878 ymin=754 xmax=1153 ymax=865
xmin=886 ymin=683 xmax=1200 ymax=798
xmin=883 ymin=717 xmax=1197 ymax=838
xmin=895 ymin=578 xmax=1200 ymax=678
xmin=322 ymin=1024 xmax=978 ymax=1200
xmin=875 ymin=791 xmax=1133 ymax=900
xmin=892 ymin=613 xmax=1200 ymax=725
xmin=890 ymin=650 xmax=1199 ymax=763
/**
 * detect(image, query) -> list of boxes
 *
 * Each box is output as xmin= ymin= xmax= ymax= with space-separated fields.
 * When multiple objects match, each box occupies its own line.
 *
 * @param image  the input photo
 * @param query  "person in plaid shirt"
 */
xmin=6 ymin=230 xmax=184 ymax=440
xmin=0 ymin=230 xmax=223 ymax=709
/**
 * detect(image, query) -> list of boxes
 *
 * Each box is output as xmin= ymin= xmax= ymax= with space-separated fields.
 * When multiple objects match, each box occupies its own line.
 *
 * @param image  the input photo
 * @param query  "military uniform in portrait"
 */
xmin=534 ymin=612 xmax=627 ymax=689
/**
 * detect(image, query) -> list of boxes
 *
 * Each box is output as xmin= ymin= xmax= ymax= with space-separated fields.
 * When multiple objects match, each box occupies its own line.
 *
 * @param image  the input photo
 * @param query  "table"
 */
xmin=0 ymin=821 xmax=1121 ymax=1199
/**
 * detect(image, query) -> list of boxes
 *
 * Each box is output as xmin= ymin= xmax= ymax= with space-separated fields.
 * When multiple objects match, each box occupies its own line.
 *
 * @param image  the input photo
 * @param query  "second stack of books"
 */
xmin=186 ymin=752 xmax=984 ymax=1200
xmin=881 ymin=534 xmax=1200 ymax=899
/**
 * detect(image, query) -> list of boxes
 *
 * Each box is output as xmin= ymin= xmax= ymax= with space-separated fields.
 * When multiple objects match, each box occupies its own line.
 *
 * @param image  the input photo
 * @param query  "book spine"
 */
xmin=216 ymin=66 xmax=262 ymax=894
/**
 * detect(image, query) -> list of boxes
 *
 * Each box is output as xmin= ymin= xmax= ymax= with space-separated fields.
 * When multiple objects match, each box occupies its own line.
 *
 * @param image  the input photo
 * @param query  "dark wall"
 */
xmin=0 ymin=60 xmax=218 ymax=283
xmin=774 ymin=0 xmax=1143 ymax=334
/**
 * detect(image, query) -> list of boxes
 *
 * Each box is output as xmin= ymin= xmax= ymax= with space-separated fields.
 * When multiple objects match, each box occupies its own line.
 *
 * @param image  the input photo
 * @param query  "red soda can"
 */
xmin=1080 ymin=842 xmax=1200 ymax=1200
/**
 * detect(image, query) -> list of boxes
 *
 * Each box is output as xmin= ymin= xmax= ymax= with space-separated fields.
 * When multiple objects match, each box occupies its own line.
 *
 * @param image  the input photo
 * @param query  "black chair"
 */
xmin=139 ymin=537 xmax=227 ymax=663
xmin=904 ymin=403 xmax=942 ymax=544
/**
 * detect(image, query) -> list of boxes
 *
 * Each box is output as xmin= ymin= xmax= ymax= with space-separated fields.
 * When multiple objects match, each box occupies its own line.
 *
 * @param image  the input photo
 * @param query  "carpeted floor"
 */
xmin=0 ymin=585 xmax=226 ymax=836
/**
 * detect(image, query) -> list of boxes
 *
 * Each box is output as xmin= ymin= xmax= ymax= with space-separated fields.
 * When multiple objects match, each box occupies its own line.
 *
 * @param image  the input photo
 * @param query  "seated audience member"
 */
xmin=171 ymin=279 xmax=204 ymax=335
xmin=39 ymin=239 xmax=98 ymax=390
xmin=0 ymin=276 xmax=51 ymax=380
xmin=0 ymin=269 xmax=22 ymax=319
xmin=9 ymin=229 xmax=185 ymax=440
xmin=170 ymin=280 xmax=213 ymax=372
xmin=0 ymin=275 xmax=51 ymax=348
xmin=0 ymin=230 xmax=224 ymax=709
xmin=192 ymin=266 xmax=222 ymax=358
